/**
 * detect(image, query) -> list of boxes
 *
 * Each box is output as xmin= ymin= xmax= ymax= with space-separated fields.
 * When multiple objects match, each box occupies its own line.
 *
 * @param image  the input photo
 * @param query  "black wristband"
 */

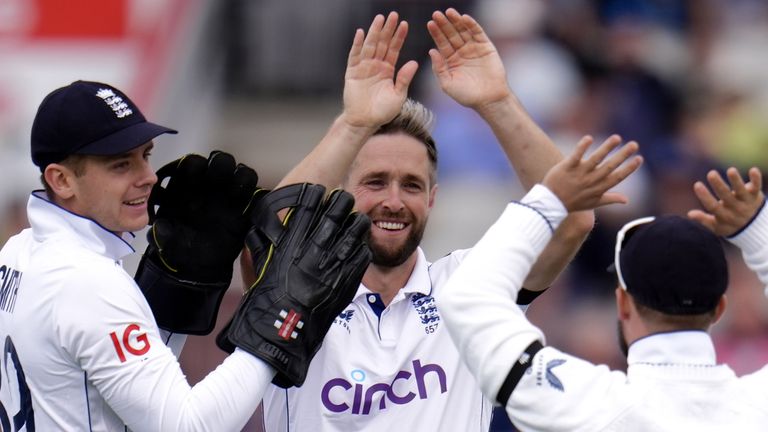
xmin=496 ymin=340 xmax=544 ymax=406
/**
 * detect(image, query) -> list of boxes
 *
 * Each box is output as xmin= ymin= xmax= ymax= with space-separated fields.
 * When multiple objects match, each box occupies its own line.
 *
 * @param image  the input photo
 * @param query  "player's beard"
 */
xmin=617 ymin=320 xmax=629 ymax=358
xmin=369 ymin=216 xmax=427 ymax=268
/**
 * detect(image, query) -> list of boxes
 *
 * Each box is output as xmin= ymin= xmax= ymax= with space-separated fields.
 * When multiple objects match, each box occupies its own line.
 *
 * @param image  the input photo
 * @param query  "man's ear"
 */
xmin=44 ymin=163 xmax=76 ymax=200
xmin=428 ymin=183 xmax=438 ymax=210
xmin=712 ymin=295 xmax=728 ymax=326
xmin=616 ymin=287 xmax=631 ymax=320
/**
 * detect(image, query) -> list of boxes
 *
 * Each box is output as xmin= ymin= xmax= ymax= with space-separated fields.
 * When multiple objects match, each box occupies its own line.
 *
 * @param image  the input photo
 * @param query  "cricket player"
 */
xmin=0 ymin=80 xmax=370 ymax=431
xmin=440 ymin=131 xmax=768 ymax=431
xmin=257 ymin=9 xmax=596 ymax=431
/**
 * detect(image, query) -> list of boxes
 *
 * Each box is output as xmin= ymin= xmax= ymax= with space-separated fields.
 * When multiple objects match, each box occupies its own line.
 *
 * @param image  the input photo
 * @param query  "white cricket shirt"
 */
xmin=262 ymin=247 xmax=493 ymax=431
xmin=440 ymin=184 xmax=768 ymax=431
xmin=0 ymin=191 xmax=274 ymax=431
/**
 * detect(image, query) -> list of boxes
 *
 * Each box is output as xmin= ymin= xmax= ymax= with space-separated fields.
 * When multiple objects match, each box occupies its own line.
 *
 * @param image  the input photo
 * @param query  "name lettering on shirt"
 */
xmin=0 ymin=265 xmax=22 ymax=313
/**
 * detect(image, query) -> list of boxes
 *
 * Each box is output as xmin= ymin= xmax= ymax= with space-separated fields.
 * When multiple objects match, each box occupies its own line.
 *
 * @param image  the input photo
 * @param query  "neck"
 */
xmin=362 ymin=252 xmax=418 ymax=306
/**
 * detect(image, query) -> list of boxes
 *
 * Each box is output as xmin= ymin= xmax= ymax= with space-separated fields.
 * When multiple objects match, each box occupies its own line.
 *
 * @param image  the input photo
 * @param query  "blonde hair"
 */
xmin=373 ymin=99 xmax=438 ymax=184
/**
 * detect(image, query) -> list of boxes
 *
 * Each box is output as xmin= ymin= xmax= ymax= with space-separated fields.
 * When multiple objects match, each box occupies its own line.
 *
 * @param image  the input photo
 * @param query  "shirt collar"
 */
xmin=627 ymin=330 xmax=716 ymax=366
xmin=354 ymin=247 xmax=433 ymax=300
xmin=27 ymin=191 xmax=136 ymax=260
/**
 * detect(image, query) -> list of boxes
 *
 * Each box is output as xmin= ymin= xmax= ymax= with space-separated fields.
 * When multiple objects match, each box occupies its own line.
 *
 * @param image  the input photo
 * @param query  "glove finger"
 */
xmin=310 ymin=189 xmax=356 ymax=250
xmin=330 ymin=213 xmax=371 ymax=261
xmin=245 ymin=227 xmax=274 ymax=289
xmin=150 ymin=155 xmax=205 ymax=222
xmin=161 ymin=154 xmax=208 ymax=214
xmin=206 ymin=151 xmax=237 ymax=186
xmin=232 ymin=163 xmax=259 ymax=210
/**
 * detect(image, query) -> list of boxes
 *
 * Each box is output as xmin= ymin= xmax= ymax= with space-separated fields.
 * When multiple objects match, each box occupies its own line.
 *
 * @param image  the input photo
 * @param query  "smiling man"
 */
xmin=0 ymin=81 xmax=373 ymax=431
xmin=259 ymin=9 xmax=595 ymax=432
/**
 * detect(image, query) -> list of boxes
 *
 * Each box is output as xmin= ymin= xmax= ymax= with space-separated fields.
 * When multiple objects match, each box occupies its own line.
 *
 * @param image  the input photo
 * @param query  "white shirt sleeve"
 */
xmin=58 ymin=267 xmax=275 ymax=432
xmin=726 ymin=202 xmax=768 ymax=298
xmin=438 ymin=184 xmax=564 ymax=404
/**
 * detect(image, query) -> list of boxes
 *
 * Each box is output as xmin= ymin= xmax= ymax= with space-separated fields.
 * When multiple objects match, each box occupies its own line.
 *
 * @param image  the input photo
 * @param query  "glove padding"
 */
xmin=216 ymin=183 xmax=371 ymax=388
xmin=135 ymin=151 xmax=260 ymax=335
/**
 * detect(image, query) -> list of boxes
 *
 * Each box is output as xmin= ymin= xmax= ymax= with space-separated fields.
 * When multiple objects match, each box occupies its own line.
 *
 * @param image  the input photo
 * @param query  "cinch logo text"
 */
xmin=321 ymin=360 xmax=447 ymax=415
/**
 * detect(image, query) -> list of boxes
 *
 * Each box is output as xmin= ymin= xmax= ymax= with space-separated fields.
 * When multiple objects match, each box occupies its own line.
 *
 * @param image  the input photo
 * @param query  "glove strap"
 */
xmin=135 ymin=255 xmax=230 ymax=335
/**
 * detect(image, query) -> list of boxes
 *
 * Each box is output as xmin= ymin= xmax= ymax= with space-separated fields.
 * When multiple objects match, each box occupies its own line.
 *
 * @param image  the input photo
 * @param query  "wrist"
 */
xmin=472 ymin=91 xmax=518 ymax=121
xmin=337 ymin=111 xmax=383 ymax=134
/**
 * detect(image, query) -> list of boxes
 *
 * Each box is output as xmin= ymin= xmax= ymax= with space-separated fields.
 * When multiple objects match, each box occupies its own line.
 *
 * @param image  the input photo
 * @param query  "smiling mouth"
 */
xmin=375 ymin=221 xmax=406 ymax=231
xmin=124 ymin=197 xmax=147 ymax=206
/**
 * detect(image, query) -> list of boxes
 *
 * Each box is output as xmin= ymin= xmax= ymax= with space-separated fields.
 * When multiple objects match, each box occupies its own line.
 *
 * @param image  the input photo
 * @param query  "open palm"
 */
xmin=427 ymin=9 xmax=509 ymax=109
xmin=343 ymin=12 xmax=418 ymax=128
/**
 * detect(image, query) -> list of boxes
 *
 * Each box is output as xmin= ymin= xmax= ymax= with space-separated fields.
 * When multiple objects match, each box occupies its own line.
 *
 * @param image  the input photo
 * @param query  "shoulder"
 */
xmin=428 ymin=248 xmax=472 ymax=289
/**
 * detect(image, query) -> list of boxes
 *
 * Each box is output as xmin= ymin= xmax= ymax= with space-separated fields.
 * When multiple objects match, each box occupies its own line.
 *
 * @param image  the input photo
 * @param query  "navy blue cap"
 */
xmin=31 ymin=80 xmax=177 ymax=170
xmin=616 ymin=215 xmax=728 ymax=315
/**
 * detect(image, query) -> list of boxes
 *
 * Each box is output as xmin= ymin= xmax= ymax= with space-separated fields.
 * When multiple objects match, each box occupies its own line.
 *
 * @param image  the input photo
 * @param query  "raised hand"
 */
xmin=542 ymin=135 xmax=643 ymax=212
xmin=343 ymin=12 xmax=419 ymax=129
xmin=427 ymin=8 xmax=510 ymax=109
xmin=688 ymin=167 xmax=765 ymax=237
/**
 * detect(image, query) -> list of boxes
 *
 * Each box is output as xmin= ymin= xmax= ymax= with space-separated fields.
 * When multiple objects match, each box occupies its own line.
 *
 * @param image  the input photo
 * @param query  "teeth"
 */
xmin=125 ymin=198 xmax=146 ymax=205
xmin=376 ymin=221 xmax=405 ymax=230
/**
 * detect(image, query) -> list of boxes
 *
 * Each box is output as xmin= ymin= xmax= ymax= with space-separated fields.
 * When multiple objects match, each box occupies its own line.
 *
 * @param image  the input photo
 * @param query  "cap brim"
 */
xmin=75 ymin=121 xmax=178 ymax=156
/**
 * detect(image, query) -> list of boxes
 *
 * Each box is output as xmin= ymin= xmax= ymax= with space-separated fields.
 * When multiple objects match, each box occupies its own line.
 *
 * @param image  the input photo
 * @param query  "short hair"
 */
xmin=40 ymin=154 xmax=89 ymax=200
xmin=373 ymin=99 xmax=438 ymax=184
xmin=633 ymin=295 xmax=718 ymax=331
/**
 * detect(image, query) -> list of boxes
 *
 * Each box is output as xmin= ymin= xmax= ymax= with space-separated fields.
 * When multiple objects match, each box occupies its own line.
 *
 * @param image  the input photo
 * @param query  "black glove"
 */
xmin=135 ymin=151 xmax=261 ymax=335
xmin=216 ymin=183 xmax=371 ymax=388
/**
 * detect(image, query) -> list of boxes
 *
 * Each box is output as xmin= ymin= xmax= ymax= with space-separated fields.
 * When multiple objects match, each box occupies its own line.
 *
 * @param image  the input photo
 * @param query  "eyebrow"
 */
xmin=102 ymin=143 xmax=155 ymax=162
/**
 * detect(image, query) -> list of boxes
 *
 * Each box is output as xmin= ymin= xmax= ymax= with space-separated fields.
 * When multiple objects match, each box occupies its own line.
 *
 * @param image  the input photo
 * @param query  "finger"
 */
xmin=427 ymin=19 xmax=455 ymax=58
xmin=595 ymin=140 xmax=639 ymax=176
xmin=603 ymin=155 xmax=643 ymax=191
xmin=748 ymin=167 xmax=763 ymax=192
xmin=347 ymin=28 xmax=365 ymax=67
xmin=445 ymin=8 xmax=472 ymax=43
xmin=726 ymin=167 xmax=749 ymax=199
xmin=706 ymin=169 xmax=733 ymax=203
xmin=584 ymin=134 xmax=622 ymax=171
xmin=395 ymin=60 xmax=419 ymax=95
xmin=384 ymin=21 xmax=408 ymax=66
xmin=692 ymin=179 xmax=720 ymax=213
xmin=566 ymin=135 xmax=595 ymax=168
xmin=462 ymin=13 xmax=491 ymax=44
xmin=687 ymin=209 xmax=717 ymax=233
xmin=375 ymin=11 xmax=399 ymax=60
xmin=361 ymin=14 xmax=385 ymax=60
xmin=432 ymin=10 xmax=464 ymax=50
xmin=428 ymin=48 xmax=447 ymax=78
xmin=596 ymin=191 xmax=629 ymax=207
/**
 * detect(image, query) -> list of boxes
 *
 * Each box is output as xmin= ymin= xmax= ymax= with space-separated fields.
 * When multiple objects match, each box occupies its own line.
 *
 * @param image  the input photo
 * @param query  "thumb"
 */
xmin=395 ymin=60 xmax=419 ymax=95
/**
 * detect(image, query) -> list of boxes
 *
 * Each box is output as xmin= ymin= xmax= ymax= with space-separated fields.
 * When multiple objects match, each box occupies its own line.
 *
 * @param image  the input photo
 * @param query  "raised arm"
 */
xmin=688 ymin=167 xmax=768 ymax=292
xmin=427 ymin=8 xmax=595 ymax=291
xmin=439 ymin=136 xmax=640 ymax=429
xmin=276 ymin=12 xmax=418 ymax=189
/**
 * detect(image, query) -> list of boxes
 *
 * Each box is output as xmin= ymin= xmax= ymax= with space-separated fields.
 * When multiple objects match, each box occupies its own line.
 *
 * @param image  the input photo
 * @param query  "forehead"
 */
xmin=350 ymin=133 xmax=431 ymax=178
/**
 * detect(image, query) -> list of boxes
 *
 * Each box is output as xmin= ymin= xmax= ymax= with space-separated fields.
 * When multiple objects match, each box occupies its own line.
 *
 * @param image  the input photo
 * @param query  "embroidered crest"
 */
xmin=96 ymin=88 xmax=133 ymax=118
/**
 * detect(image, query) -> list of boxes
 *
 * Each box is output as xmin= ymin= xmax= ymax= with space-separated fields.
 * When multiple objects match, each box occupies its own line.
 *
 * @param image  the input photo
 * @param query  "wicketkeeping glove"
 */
xmin=216 ymin=183 xmax=371 ymax=388
xmin=135 ymin=151 xmax=261 ymax=335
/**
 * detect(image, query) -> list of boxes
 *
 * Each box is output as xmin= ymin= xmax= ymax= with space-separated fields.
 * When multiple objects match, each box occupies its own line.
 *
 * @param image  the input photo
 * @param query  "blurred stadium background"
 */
xmin=2 ymin=1 xmax=768 ymax=430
